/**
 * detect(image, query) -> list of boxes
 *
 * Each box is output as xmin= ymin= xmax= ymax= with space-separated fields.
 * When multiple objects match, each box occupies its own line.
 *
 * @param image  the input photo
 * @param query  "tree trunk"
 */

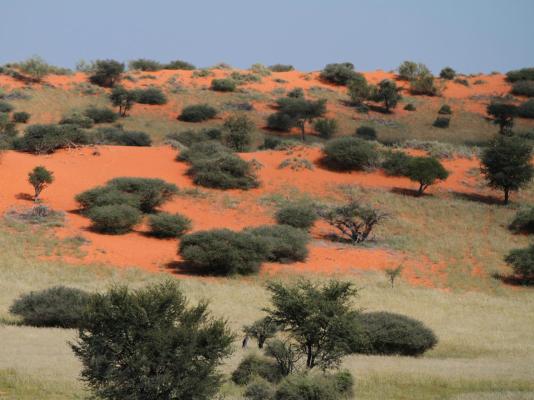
xmin=417 ymin=183 xmax=425 ymax=196
xmin=504 ymin=188 xmax=510 ymax=205
xmin=300 ymin=123 xmax=306 ymax=142
xmin=306 ymin=345 xmax=313 ymax=369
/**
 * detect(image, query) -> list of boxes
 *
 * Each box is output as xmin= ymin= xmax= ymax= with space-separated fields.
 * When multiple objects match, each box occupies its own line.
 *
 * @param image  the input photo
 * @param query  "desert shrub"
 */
xmin=405 ymin=156 xmax=449 ymax=195
xmin=148 ymin=212 xmax=191 ymax=238
xmin=439 ymin=67 xmax=456 ymax=80
xmin=398 ymin=61 xmax=430 ymax=81
xmin=178 ymin=141 xmax=230 ymax=163
xmin=87 ymin=204 xmax=142 ymax=234
xmin=506 ymin=67 xmax=534 ymax=82
xmin=355 ymin=125 xmax=377 ymax=141
xmin=287 ymin=88 xmax=304 ymax=98
xmin=274 ymin=372 xmax=353 ymax=400
xmin=232 ymin=354 xmax=282 ymax=385
xmin=168 ymin=128 xmax=222 ymax=147
xmin=323 ymin=136 xmax=379 ymax=170
xmin=222 ymin=113 xmax=255 ymax=151
xmin=382 ymin=151 xmax=413 ymax=176
xmin=128 ymin=58 xmax=162 ymax=71
xmin=505 ymin=244 xmax=534 ymax=280
xmin=518 ymin=99 xmax=534 ymax=118
xmin=410 ymin=73 xmax=438 ymax=96
xmin=359 ymin=312 xmax=438 ymax=356
xmin=244 ymin=377 xmax=275 ymax=400
xmin=14 ymin=124 xmax=89 ymax=154
xmin=179 ymin=104 xmax=217 ymax=122
xmin=9 ymin=286 xmax=90 ymax=328
xmin=60 ymin=112 xmax=94 ymax=128
xmin=246 ymin=225 xmax=309 ymax=262
xmin=231 ymin=71 xmax=262 ymax=83
xmin=267 ymin=112 xmax=294 ymax=131
xmin=211 ymin=78 xmax=236 ymax=92
xmin=109 ymin=85 xmax=136 ymax=116
xmin=487 ymin=102 xmax=518 ymax=134
xmin=131 ymin=87 xmax=167 ymax=105
xmin=12 ymin=56 xmax=60 ymax=81
xmin=404 ymin=103 xmax=416 ymax=111
xmin=369 ymin=79 xmax=400 ymax=112
xmin=313 ymin=118 xmax=338 ymax=139
xmin=0 ymin=101 xmax=14 ymax=113
xmin=179 ymin=229 xmax=269 ymax=275
xmin=12 ymin=111 xmax=30 ymax=123
xmin=107 ymin=177 xmax=178 ymax=213
xmin=71 ymin=281 xmax=233 ymax=400
xmin=164 ymin=59 xmax=196 ymax=70
xmin=88 ymin=59 xmax=124 ymax=87
xmin=189 ymin=153 xmax=259 ymax=189
xmin=438 ymin=104 xmax=452 ymax=115
xmin=98 ymin=128 xmax=152 ymax=146
xmin=263 ymin=136 xmax=283 ymax=149
xmin=433 ymin=116 xmax=450 ymax=128
xmin=84 ymin=106 xmax=118 ymax=123
xmin=511 ymin=81 xmax=534 ymax=97
xmin=275 ymin=204 xmax=318 ymax=230
xmin=269 ymin=64 xmax=294 ymax=72
xmin=347 ymin=73 xmax=370 ymax=105
xmin=509 ymin=206 xmax=534 ymax=234
xmin=76 ymin=186 xmax=142 ymax=211
xmin=320 ymin=63 xmax=357 ymax=85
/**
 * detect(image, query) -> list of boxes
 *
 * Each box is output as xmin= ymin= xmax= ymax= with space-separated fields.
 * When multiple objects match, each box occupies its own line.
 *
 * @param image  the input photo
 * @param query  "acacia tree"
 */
xmin=242 ymin=317 xmax=280 ymax=349
xmin=481 ymin=135 xmax=533 ymax=204
xmin=222 ymin=113 xmax=255 ymax=151
xmin=89 ymin=59 xmax=124 ymax=87
xmin=71 ymin=281 xmax=234 ymax=400
xmin=28 ymin=166 xmax=54 ymax=201
xmin=347 ymin=73 xmax=370 ymax=105
xmin=370 ymin=79 xmax=400 ymax=112
xmin=109 ymin=86 xmax=136 ymax=117
xmin=405 ymin=157 xmax=449 ymax=196
xmin=487 ymin=102 xmax=518 ymax=135
xmin=268 ymin=97 xmax=327 ymax=141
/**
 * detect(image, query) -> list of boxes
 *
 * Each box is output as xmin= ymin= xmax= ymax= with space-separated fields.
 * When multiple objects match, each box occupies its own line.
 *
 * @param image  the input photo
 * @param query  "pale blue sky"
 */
xmin=1 ymin=0 xmax=533 ymax=73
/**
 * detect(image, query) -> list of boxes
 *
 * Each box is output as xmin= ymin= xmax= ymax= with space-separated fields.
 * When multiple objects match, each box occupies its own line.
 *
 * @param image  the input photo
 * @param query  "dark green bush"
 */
xmin=12 ymin=111 xmax=30 ymax=123
xmin=438 ymin=104 xmax=452 ymax=115
xmin=179 ymin=229 xmax=269 ymax=275
xmin=275 ymin=204 xmax=318 ymax=230
xmin=189 ymin=153 xmax=259 ymax=189
xmin=246 ymin=225 xmax=309 ymax=262
xmin=168 ymin=128 xmax=222 ymax=147
xmin=359 ymin=312 xmax=438 ymax=356
xmin=404 ymin=103 xmax=416 ymax=111
xmin=382 ymin=151 xmax=414 ymax=176
xmin=405 ymin=156 xmax=449 ymax=195
xmin=232 ymin=354 xmax=282 ymax=385
xmin=179 ymin=104 xmax=217 ymax=122
xmin=131 ymin=87 xmax=167 ymax=105
xmin=505 ymin=244 xmax=534 ymax=279
xmin=76 ymin=186 xmax=142 ymax=211
xmin=244 ymin=377 xmax=275 ymax=400
xmin=128 ymin=59 xmax=162 ymax=71
xmin=518 ymin=99 xmax=534 ymax=118
xmin=222 ymin=113 xmax=255 ymax=151
xmin=178 ymin=141 xmax=230 ymax=163
xmin=398 ymin=61 xmax=429 ymax=81
xmin=0 ymin=101 xmax=14 ymax=113
xmin=506 ymin=68 xmax=534 ymax=82
xmin=262 ymin=136 xmax=283 ymax=149
xmin=14 ymin=124 xmax=89 ymax=154
xmin=211 ymin=78 xmax=236 ymax=92
xmin=87 ymin=204 xmax=142 ymax=234
xmin=60 ymin=112 xmax=94 ymax=128
xmin=148 ymin=212 xmax=191 ymax=238
xmin=323 ymin=136 xmax=379 ymax=170
xmin=269 ymin=64 xmax=294 ymax=72
xmin=439 ymin=67 xmax=456 ymax=80
xmin=107 ymin=177 xmax=178 ymax=213
xmin=274 ymin=372 xmax=353 ymax=400
xmin=9 ymin=286 xmax=91 ymax=328
xmin=97 ymin=127 xmax=152 ymax=146
xmin=355 ymin=125 xmax=377 ymax=141
xmin=287 ymin=88 xmax=304 ymax=98
xmin=511 ymin=81 xmax=534 ymax=97
xmin=410 ymin=74 xmax=438 ymax=96
xmin=433 ymin=116 xmax=450 ymax=128
xmin=267 ymin=112 xmax=294 ymax=131
xmin=320 ymin=63 xmax=357 ymax=85
xmin=164 ymin=60 xmax=196 ymax=70
xmin=314 ymin=118 xmax=338 ymax=139
xmin=509 ymin=206 xmax=534 ymax=234
xmin=89 ymin=59 xmax=124 ymax=87
xmin=84 ymin=106 xmax=118 ymax=123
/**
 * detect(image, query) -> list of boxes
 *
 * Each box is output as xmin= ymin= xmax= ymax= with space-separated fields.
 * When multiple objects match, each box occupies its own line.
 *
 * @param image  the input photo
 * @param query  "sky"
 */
xmin=1 ymin=0 xmax=533 ymax=73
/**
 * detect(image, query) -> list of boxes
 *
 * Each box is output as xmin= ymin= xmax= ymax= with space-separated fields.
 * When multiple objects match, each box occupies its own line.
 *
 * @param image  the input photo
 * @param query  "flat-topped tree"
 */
xmin=487 ymin=102 xmax=518 ymax=135
xmin=269 ymin=97 xmax=327 ymax=141
xmin=405 ymin=157 xmax=449 ymax=196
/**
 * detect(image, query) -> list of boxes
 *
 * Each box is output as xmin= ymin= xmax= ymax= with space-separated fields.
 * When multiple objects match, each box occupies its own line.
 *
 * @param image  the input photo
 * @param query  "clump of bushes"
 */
xmin=504 ymin=244 xmax=534 ymax=281
xmin=275 ymin=372 xmax=354 ymax=400
xmin=95 ymin=127 xmax=152 ymax=146
xmin=506 ymin=68 xmax=534 ymax=82
xmin=87 ymin=204 xmax=142 ymax=234
xmin=438 ymin=104 xmax=452 ymax=115
xmin=131 ymin=87 xmax=167 ymax=105
xmin=178 ymin=104 xmax=217 ymax=122
xmin=405 ymin=156 xmax=449 ymax=195
xmin=14 ymin=124 xmax=89 ymax=154
xmin=275 ymin=203 xmax=318 ymax=230
xmin=0 ymin=100 xmax=14 ymax=113
xmin=518 ymin=99 xmax=534 ymax=118
xmin=433 ymin=116 xmax=450 ymax=128
xmin=60 ymin=112 xmax=94 ymax=128
xmin=320 ymin=62 xmax=357 ymax=85
xmin=314 ymin=118 xmax=338 ymax=139
xmin=211 ymin=78 xmax=236 ymax=92
xmin=148 ymin=212 xmax=191 ymax=238
xmin=511 ymin=81 xmax=534 ymax=97
xmin=382 ymin=151 xmax=413 ymax=176
xmin=9 ymin=286 xmax=91 ymax=328
xmin=323 ymin=136 xmax=379 ymax=170
xmin=84 ymin=106 xmax=118 ymax=123
xmin=355 ymin=125 xmax=377 ymax=141
xmin=269 ymin=64 xmax=294 ymax=72
xmin=128 ymin=59 xmax=162 ymax=71
xmin=410 ymin=73 xmax=439 ymax=96
xmin=164 ymin=59 xmax=196 ymax=70
xmin=167 ymin=128 xmax=222 ymax=147
xmin=439 ymin=67 xmax=456 ymax=80
xmin=509 ymin=206 xmax=534 ymax=234
xmin=246 ymin=225 xmax=310 ymax=262
xmin=12 ymin=111 xmax=30 ymax=123
xmin=232 ymin=354 xmax=282 ymax=385
xmin=244 ymin=377 xmax=275 ymax=400
xmin=398 ymin=61 xmax=429 ymax=81
xmin=89 ymin=59 xmax=124 ymax=87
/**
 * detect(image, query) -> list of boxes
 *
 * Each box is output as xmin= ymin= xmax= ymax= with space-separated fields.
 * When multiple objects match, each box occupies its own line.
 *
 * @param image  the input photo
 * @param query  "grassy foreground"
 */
xmin=0 ymin=217 xmax=533 ymax=400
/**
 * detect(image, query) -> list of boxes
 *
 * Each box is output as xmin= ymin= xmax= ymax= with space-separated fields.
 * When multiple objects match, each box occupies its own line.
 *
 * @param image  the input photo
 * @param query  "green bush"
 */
xmin=438 ymin=104 xmax=452 ymax=115
xmin=275 ymin=204 xmax=317 ymax=231
xmin=323 ymin=136 xmax=379 ymax=170
xmin=405 ymin=156 xmax=449 ymax=195
xmin=359 ymin=312 xmax=438 ymax=356
xmin=131 ymin=87 xmax=167 ymax=105
xmin=60 ymin=112 xmax=94 ymax=128
xmin=168 ymin=128 xmax=222 ymax=147
xmin=97 ymin=128 xmax=152 ymax=146
xmin=211 ymin=78 xmax=236 ymax=92
xmin=87 ymin=204 xmax=142 ymax=234
xmin=164 ymin=60 xmax=196 ymax=70
xmin=84 ymin=106 xmax=118 ymax=123
xmin=511 ymin=81 xmax=534 ymax=97
xmin=347 ymin=73 xmax=370 ymax=105
xmin=319 ymin=63 xmax=357 ymax=85
xmin=178 ymin=141 xmax=230 ymax=163
xmin=267 ymin=112 xmax=294 ymax=131
xmin=222 ymin=113 xmax=255 ymax=151
xmin=382 ymin=151 xmax=413 ymax=176
xmin=0 ymin=101 xmax=14 ymax=113
xmin=148 ymin=212 xmax=191 ymax=238
xmin=76 ymin=186 xmax=142 ymax=211
xmin=246 ymin=225 xmax=309 ymax=262
xmin=107 ymin=177 xmax=179 ymax=213
xmin=439 ymin=67 xmax=456 ymax=80
xmin=287 ymin=88 xmax=304 ymax=98
xmin=89 ymin=59 xmax=124 ymax=87
xmin=232 ymin=354 xmax=282 ymax=385
xmin=433 ymin=116 xmax=450 ymax=128
xmin=189 ymin=153 xmax=259 ymax=189
xmin=9 ymin=286 xmax=91 ymax=328
xmin=14 ymin=124 xmax=89 ymax=154
xmin=314 ymin=118 xmax=338 ymax=139
xmin=369 ymin=79 xmax=400 ymax=112
xmin=505 ymin=244 xmax=534 ymax=279
xmin=509 ymin=206 xmax=534 ymax=234
xmin=12 ymin=111 xmax=30 ymax=123
xmin=179 ymin=229 xmax=269 ymax=275
xmin=274 ymin=372 xmax=353 ymax=400
xmin=398 ymin=61 xmax=424 ymax=81
xmin=355 ymin=125 xmax=377 ymax=141
xmin=269 ymin=64 xmax=294 ymax=72
xmin=179 ymin=104 xmax=217 ymax=122
xmin=518 ymin=99 xmax=534 ymax=118
xmin=128 ymin=59 xmax=162 ymax=71
xmin=244 ymin=377 xmax=275 ymax=400
xmin=404 ymin=103 xmax=416 ymax=111
xmin=506 ymin=68 xmax=534 ymax=82
xmin=410 ymin=73 xmax=438 ymax=96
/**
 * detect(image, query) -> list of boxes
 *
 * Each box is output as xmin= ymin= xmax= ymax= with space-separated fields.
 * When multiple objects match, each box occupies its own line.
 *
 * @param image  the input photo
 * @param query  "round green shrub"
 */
xmin=178 ymin=141 xmax=230 ymax=163
xmin=359 ymin=312 xmax=438 ymax=356
xmin=438 ymin=104 xmax=452 ymax=115
xmin=100 ymin=128 xmax=152 ymax=146
xmin=262 ymin=136 xmax=283 ymax=150
xmin=439 ymin=67 xmax=456 ymax=80
xmin=382 ymin=151 xmax=413 ymax=176
xmin=179 ymin=104 xmax=217 ymax=122
xmin=505 ymin=244 xmax=534 ymax=280
xmin=189 ymin=154 xmax=259 ymax=190
xmin=518 ymin=99 xmax=534 ymax=118
xmin=87 ymin=204 xmax=142 ymax=234
xmin=0 ymin=101 xmax=14 ymax=113
xmin=148 ymin=212 xmax=191 ymax=238
xmin=246 ymin=225 xmax=310 ymax=262
xmin=323 ymin=136 xmax=379 ymax=170
xmin=168 ymin=128 xmax=222 ymax=147
xmin=314 ymin=118 xmax=338 ymax=139
xmin=509 ymin=206 xmax=534 ymax=234
xmin=287 ymin=88 xmax=304 ymax=98
xmin=84 ymin=106 xmax=118 ymax=123
xmin=12 ymin=111 xmax=30 ymax=123
xmin=211 ymin=78 xmax=236 ymax=92
xmin=75 ymin=186 xmax=142 ymax=211
xmin=355 ymin=125 xmax=377 ymax=141
xmin=89 ymin=59 xmax=124 ymax=87
xmin=267 ymin=112 xmax=294 ymax=132
xmin=60 ymin=112 xmax=94 ymax=128
xmin=9 ymin=286 xmax=91 ymax=328
xmin=433 ymin=116 xmax=450 ymax=128
xmin=404 ymin=103 xmax=416 ymax=111
xmin=244 ymin=377 xmax=275 ymax=400
xmin=269 ymin=64 xmax=294 ymax=72
xmin=132 ymin=87 xmax=167 ymax=105
xmin=179 ymin=229 xmax=269 ymax=275
xmin=320 ymin=62 xmax=357 ymax=85
xmin=275 ymin=204 xmax=317 ymax=230
xmin=107 ymin=177 xmax=178 ymax=213
xmin=232 ymin=354 xmax=282 ymax=385
xmin=511 ymin=81 xmax=534 ymax=97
